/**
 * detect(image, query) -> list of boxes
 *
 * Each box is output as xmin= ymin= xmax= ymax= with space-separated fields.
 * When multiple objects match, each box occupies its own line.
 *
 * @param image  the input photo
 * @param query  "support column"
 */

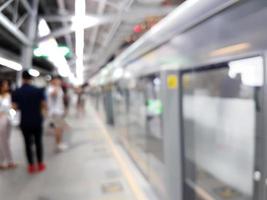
xmin=18 ymin=0 xmax=39 ymax=85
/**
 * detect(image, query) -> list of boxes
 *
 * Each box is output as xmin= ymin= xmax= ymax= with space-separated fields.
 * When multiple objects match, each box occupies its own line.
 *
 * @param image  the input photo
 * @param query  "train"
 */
xmin=89 ymin=0 xmax=267 ymax=199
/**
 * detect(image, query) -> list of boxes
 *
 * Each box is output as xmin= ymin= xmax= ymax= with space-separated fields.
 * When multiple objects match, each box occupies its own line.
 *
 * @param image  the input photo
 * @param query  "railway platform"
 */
xmin=0 ymin=100 xmax=156 ymax=200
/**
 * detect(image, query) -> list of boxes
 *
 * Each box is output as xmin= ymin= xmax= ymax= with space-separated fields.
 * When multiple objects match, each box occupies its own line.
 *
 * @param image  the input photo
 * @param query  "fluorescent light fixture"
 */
xmin=75 ymin=0 xmax=86 ymax=85
xmin=0 ymin=57 xmax=22 ymax=71
xmin=210 ymin=43 xmax=250 ymax=57
xmin=34 ymin=46 xmax=70 ymax=58
xmin=29 ymin=69 xmax=40 ymax=77
xmin=228 ymin=56 xmax=264 ymax=86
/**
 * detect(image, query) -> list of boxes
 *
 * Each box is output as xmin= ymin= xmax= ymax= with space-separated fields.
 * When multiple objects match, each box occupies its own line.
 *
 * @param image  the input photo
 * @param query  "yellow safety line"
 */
xmin=89 ymin=102 xmax=149 ymax=200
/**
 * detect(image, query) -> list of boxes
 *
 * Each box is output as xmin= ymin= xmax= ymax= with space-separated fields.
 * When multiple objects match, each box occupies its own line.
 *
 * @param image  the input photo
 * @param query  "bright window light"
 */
xmin=29 ymin=69 xmax=40 ymax=77
xmin=75 ymin=0 xmax=86 ymax=85
xmin=0 ymin=57 xmax=22 ymax=71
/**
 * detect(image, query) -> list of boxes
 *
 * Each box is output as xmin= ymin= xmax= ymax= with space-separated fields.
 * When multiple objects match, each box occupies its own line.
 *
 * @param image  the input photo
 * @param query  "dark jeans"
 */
xmin=21 ymin=126 xmax=43 ymax=165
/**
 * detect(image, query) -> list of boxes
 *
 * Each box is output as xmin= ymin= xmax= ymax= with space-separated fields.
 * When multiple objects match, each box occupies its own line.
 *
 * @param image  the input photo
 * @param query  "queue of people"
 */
xmin=0 ymin=70 xmax=88 ymax=174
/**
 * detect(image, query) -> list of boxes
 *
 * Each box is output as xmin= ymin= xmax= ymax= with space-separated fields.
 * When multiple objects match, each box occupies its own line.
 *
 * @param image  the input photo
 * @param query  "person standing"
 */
xmin=12 ymin=71 xmax=46 ymax=174
xmin=47 ymin=75 xmax=68 ymax=152
xmin=0 ymin=80 xmax=16 ymax=169
xmin=76 ymin=83 xmax=88 ymax=117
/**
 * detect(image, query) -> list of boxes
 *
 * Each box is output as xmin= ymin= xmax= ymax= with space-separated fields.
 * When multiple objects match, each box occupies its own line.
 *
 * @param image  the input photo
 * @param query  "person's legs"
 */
xmin=0 ymin=127 xmax=6 ymax=168
xmin=53 ymin=115 xmax=68 ymax=151
xmin=33 ymin=127 xmax=45 ymax=171
xmin=3 ymin=121 xmax=16 ymax=168
xmin=55 ymin=127 xmax=63 ymax=145
xmin=21 ymin=127 xmax=35 ymax=173
xmin=33 ymin=127 xmax=43 ymax=164
xmin=0 ymin=118 xmax=15 ymax=168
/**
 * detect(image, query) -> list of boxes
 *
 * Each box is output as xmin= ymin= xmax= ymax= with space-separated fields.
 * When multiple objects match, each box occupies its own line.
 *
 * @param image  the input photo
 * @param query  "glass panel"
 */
xmin=126 ymin=75 xmax=166 ymax=198
xmin=143 ymin=75 xmax=166 ymax=198
xmin=112 ymin=84 xmax=128 ymax=139
xmin=127 ymin=79 xmax=148 ymax=174
xmin=182 ymin=59 xmax=262 ymax=200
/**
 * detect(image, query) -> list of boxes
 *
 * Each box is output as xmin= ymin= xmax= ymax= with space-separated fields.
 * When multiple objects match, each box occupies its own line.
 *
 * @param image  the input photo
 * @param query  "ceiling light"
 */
xmin=29 ymin=69 xmax=40 ymax=77
xmin=210 ymin=43 xmax=250 ymax=57
xmin=0 ymin=57 xmax=22 ymax=71
xmin=34 ymin=46 xmax=71 ymax=58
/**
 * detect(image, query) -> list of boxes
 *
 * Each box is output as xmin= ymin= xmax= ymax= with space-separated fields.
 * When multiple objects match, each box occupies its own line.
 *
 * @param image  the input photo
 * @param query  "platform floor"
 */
xmin=0 ymin=101 xmax=154 ymax=200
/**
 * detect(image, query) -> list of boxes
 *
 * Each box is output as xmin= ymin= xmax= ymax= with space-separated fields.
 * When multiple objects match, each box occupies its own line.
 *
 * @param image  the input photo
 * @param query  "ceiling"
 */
xmin=0 ymin=0 xmax=185 ymax=82
xmin=39 ymin=0 xmax=186 ymax=80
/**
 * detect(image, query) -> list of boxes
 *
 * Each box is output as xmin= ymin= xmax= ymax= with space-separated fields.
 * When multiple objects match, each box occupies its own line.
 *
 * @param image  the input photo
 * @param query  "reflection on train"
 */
xmin=90 ymin=0 xmax=267 ymax=200
xmin=93 ymin=74 xmax=166 ymax=199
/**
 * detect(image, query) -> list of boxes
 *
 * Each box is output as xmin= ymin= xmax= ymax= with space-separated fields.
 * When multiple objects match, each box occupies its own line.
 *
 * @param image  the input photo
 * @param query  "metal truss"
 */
xmin=0 ymin=0 xmax=37 ymax=45
xmin=38 ymin=5 xmax=173 ymax=42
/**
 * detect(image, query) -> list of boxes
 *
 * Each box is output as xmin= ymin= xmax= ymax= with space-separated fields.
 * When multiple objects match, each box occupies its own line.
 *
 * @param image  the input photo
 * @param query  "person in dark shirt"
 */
xmin=12 ymin=70 xmax=47 ymax=174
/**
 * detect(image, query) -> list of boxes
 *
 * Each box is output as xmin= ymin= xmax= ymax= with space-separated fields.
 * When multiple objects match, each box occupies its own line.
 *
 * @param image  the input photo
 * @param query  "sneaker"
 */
xmin=57 ymin=143 xmax=68 ymax=152
xmin=38 ymin=163 xmax=46 ymax=172
xmin=28 ymin=165 xmax=36 ymax=174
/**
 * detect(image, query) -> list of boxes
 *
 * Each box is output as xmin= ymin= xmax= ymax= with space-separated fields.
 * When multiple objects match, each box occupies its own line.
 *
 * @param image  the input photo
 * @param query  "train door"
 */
xmin=180 ymin=56 xmax=265 ymax=200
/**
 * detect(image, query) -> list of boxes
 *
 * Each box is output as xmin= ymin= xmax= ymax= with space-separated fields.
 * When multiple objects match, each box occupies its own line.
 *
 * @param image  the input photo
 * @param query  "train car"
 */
xmin=90 ymin=0 xmax=267 ymax=200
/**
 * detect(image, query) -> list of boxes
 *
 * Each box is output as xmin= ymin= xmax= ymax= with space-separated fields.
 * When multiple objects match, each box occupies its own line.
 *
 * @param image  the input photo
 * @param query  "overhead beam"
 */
xmin=40 ymin=6 xmax=174 ymax=23
xmin=20 ymin=0 xmax=33 ymax=14
xmin=38 ymin=5 xmax=174 ymax=43
xmin=92 ymin=0 xmax=122 ymax=10
xmin=0 ymin=12 xmax=31 ymax=45
xmin=37 ymin=17 xmax=112 ymax=43
xmin=86 ymin=0 xmax=107 ymax=67
xmin=57 ymin=0 xmax=73 ymax=56
xmin=0 ymin=0 xmax=14 ymax=12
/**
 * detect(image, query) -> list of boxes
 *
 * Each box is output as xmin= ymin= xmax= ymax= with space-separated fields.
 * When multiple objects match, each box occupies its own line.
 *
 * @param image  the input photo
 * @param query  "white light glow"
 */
xmin=29 ymin=69 xmax=40 ymax=77
xmin=228 ymin=56 xmax=264 ymax=87
xmin=123 ymin=71 xmax=132 ymax=79
xmin=75 ymin=0 xmax=86 ymax=85
xmin=38 ymin=19 xmax=50 ymax=37
xmin=38 ymin=19 xmax=72 ymax=78
xmin=34 ymin=46 xmax=70 ymax=57
xmin=113 ymin=68 xmax=124 ymax=80
xmin=153 ymin=77 xmax=161 ymax=85
xmin=71 ymin=15 xmax=101 ymax=31
xmin=0 ymin=57 xmax=22 ymax=71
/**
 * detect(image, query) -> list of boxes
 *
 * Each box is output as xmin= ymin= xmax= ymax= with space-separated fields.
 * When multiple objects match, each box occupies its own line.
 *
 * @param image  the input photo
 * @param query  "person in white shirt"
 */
xmin=47 ymin=76 xmax=68 ymax=152
xmin=0 ymin=80 xmax=16 ymax=169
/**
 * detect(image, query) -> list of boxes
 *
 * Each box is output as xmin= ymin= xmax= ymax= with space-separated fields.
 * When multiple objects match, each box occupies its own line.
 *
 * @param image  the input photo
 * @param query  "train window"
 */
xmin=181 ymin=57 xmax=263 ymax=200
